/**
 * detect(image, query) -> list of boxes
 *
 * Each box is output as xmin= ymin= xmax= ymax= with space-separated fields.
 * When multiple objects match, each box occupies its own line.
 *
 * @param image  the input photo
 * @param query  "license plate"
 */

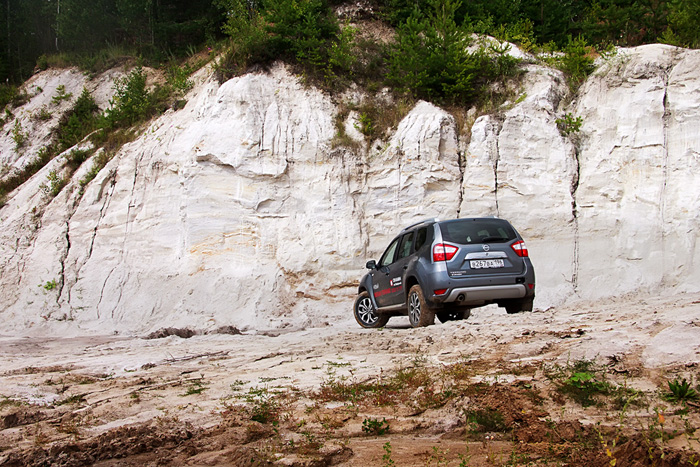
xmin=470 ymin=259 xmax=505 ymax=269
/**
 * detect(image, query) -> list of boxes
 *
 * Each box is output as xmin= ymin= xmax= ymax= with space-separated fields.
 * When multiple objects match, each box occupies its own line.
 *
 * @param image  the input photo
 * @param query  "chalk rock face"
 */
xmin=462 ymin=64 xmax=577 ymax=305
xmin=0 ymin=45 xmax=699 ymax=335
xmin=58 ymin=66 xmax=354 ymax=333
xmin=574 ymin=45 xmax=700 ymax=298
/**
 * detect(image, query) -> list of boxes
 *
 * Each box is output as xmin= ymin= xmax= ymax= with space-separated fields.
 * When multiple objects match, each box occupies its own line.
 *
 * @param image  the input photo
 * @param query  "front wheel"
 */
xmin=354 ymin=292 xmax=389 ymax=328
xmin=407 ymin=285 xmax=435 ymax=328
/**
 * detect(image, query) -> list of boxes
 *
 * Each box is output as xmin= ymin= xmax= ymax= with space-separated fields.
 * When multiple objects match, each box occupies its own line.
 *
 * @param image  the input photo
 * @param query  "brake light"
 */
xmin=434 ymin=289 xmax=447 ymax=296
xmin=511 ymin=240 xmax=529 ymax=257
xmin=433 ymin=243 xmax=458 ymax=261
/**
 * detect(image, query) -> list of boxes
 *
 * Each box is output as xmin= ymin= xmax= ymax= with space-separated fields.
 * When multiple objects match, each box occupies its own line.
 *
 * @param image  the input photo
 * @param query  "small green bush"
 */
xmin=51 ymin=85 xmax=73 ymax=105
xmin=103 ymin=67 xmax=151 ymax=128
xmin=245 ymin=386 xmax=280 ymax=424
xmin=556 ymin=113 xmax=583 ymax=136
xmin=67 ymin=149 xmax=93 ymax=169
xmin=0 ymin=84 xmax=29 ymax=110
xmin=57 ymin=88 xmax=99 ymax=151
xmin=362 ymin=417 xmax=390 ymax=435
xmin=40 ymin=279 xmax=58 ymax=291
xmin=662 ymin=378 xmax=699 ymax=404
xmin=166 ymin=64 xmax=194 ymax=97
xmin=547 ymin=359 xmax=613 ymax=407
xmin=79 ymin=150 xmax=114 ymax=193
xmin=0 ymin=146 xmax=55 ymax=205
xmin=558 ymin=35 xmax=596 ymax=89
xmin=12 ymin=120 xmax=27 ymax=151
xmin=41 ymin=170 xmax=67 ymax=197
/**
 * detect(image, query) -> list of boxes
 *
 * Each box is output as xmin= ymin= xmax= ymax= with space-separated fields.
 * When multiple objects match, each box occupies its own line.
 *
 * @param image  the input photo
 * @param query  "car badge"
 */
xmin=482 ymin=244 xmax=490 ymax=252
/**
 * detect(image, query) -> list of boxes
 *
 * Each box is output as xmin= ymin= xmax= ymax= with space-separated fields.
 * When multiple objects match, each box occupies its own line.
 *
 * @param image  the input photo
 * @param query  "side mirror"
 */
xmin=366 ymin=260 xmax=377 ymax=270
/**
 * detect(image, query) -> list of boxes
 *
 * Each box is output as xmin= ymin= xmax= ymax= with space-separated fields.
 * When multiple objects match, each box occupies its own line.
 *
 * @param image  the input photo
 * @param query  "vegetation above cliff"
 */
xmin=1 ymin=0 xmax=699 ymax=86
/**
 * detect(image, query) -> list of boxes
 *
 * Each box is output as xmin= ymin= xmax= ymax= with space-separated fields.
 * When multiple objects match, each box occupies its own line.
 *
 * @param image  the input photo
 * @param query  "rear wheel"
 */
xmin=437 ymin=309 xmax=471 ymax=323
xmin=354 ymin=292 xmax=389 ymax=328
xmin=505 ymin=298 xmax=534 ymax=314
xmin=407 ymin=285 xmax=435 ymax=327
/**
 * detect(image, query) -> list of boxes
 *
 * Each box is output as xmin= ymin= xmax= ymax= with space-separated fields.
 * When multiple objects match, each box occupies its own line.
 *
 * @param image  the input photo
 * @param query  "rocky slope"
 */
xmin=0 ymin=44 xmax=699 ymax=335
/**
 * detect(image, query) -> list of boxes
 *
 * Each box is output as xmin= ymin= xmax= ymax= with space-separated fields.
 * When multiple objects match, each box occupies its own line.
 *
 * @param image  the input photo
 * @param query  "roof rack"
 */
xmin=401 ymin=218 xmax=440 ymax=232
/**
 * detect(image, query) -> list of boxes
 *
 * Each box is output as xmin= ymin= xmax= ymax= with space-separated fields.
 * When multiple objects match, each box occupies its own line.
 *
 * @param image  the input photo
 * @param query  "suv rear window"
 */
xmin=439 ymin=218 xmax=516 ymax=245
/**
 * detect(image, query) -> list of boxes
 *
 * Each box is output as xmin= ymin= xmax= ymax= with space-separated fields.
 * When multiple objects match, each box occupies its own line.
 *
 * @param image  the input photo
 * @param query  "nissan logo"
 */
xmin=482 ymin=244 xmax=490 ymax=251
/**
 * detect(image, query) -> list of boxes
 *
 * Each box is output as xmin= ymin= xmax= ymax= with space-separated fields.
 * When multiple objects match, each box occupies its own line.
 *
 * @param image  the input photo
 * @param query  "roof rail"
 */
xmin=401 ymin=218 xmax=440 ymax=232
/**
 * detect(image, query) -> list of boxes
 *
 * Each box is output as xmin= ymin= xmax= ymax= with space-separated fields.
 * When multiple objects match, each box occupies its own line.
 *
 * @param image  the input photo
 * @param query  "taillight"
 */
xmin=511 ymin=240 xmax=529 ymax=257
xmin=434 ymin=289 xmax=447 ymax=296
xmin=433 ymin=243 xmax=458 ymax=261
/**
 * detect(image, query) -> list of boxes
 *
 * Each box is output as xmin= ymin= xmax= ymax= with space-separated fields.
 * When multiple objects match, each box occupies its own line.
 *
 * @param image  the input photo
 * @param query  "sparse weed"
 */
xmin=79 ymin=149 xmax=114 ymax=192
xmin=230 ymin=379 xmax=246 ymax=391
xmin=382 ymin=441 xmax=396 ymax=467
xmin=465 ymin=407 xmax=507 ymax=433
xmin=34 ymin=107 xmax=52 ymax=121
xmin=55 ymin=393 xmax=86 ymax=406
xmin=66 ymin=148 xmax=93 ymax=169
xmin=427 ymin=446 xmax=449 ymax=465
xmin=0 ymin=395 xmax=22 ymax=408
xmin=182 ymin=380 xmax=208 ymax=396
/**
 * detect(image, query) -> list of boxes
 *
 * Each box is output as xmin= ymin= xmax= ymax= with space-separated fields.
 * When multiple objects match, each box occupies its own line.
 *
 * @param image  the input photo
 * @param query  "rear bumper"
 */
xmin=441 ymin=284 xmax=527 ymax=305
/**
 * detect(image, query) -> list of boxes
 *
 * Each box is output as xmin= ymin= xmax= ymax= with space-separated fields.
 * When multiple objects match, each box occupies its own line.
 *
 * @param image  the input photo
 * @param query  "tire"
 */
xmin=437 ymin=309 xmax=471 ymax=323
xmin=354 ymin=292 xmax=389 ymax=328
xmin=407 ymin=285 xmax=435 ymax=328
xmin=505 ymin=298 xmax=534 ymax=314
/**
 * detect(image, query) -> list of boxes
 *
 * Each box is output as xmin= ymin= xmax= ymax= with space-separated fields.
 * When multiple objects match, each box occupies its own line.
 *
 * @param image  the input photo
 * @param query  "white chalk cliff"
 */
xmin=1 ymin=44 xmax=698 ymax=335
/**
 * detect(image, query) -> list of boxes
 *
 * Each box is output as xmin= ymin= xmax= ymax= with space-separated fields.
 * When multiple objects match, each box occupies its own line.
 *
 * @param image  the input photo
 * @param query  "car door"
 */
xmin=373 ymin=232 xmax=414 ymax=307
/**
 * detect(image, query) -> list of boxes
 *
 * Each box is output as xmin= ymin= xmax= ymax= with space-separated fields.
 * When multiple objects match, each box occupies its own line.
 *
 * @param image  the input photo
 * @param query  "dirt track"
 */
xmin=1 ymin=293 xmax=700 ymax=466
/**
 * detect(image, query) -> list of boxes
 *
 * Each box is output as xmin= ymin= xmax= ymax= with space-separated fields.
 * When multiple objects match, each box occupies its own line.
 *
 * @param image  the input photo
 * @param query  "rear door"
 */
xmin=437 ymin=218 xmax=525 ymax=278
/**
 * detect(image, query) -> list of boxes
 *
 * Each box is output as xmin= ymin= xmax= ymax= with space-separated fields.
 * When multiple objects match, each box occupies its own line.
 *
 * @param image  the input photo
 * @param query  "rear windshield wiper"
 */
xmin=481 ymin=236 xmax=508 ymax=243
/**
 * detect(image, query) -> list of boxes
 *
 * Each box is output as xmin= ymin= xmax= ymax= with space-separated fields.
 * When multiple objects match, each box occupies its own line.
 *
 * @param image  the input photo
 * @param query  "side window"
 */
xmin=397 ymin=232 xmax=414 ymax=260
xmin=378 ymin=238 xmax=400 ymax=267
xmin=414 ymin=228 xmax=427 ymax=251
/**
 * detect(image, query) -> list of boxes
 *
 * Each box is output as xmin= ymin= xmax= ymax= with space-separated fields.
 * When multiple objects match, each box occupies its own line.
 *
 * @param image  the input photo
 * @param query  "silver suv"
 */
xmin=354 ymin=217 xmax=536 ymax=328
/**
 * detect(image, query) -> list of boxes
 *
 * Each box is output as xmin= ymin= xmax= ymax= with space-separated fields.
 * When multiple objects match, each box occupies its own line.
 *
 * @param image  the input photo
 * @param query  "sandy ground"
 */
xmin=1 ymin=292 xmax=700 ymax=466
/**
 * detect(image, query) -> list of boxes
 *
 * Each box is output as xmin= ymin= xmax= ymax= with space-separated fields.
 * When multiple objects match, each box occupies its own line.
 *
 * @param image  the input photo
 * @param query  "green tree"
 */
xmin=520 ymin=0 xmax=589 ymax=46
xmin=264 ymin=0 xmax=339 ymax=67
xmin=581 ymin=0 xmax=669 ymax=46
xmin=215 ymin=0 xmax=343 ymax=81
xmin=667 ymin=0 xmax=700 ymax=47
xmin=56 ymin=0 xmax=120 ymax=52
xmin=0 ymin=0 xmax=56 ymax=82
xmin=388 ymin=0 xmax=499 ymax=104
